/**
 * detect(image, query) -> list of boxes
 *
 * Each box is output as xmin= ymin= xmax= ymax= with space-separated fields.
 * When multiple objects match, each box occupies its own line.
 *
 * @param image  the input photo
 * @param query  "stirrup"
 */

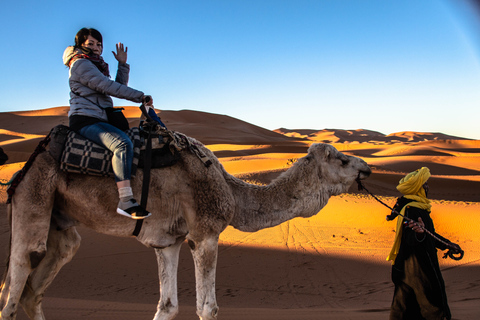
xmin=117 ymin=204 xmax=151 ymax=220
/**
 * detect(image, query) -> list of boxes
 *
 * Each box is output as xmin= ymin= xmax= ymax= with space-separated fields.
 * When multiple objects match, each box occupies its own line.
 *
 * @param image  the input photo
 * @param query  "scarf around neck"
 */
xmin=66 ymin=46 xmax=110 ymax=77
xmin=386 ymin=167 xmax=432 ymax=264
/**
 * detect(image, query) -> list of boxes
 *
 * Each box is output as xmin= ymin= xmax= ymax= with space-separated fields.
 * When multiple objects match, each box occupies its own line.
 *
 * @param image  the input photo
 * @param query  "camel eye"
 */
xmin=340 ymin=158 xmax=349 ymax=166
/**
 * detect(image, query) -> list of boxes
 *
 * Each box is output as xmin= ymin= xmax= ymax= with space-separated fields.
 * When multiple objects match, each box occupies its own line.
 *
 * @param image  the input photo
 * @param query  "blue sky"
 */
xmin=1 ymin=0 xmax=480 ymax=139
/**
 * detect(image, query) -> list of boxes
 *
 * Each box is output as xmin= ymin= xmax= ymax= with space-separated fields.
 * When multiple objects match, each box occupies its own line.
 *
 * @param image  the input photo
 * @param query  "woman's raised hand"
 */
xmin=112 ymin=42 xmax=128 ymax=64
xmin=143 ymin=95 xmax=153 ymax=106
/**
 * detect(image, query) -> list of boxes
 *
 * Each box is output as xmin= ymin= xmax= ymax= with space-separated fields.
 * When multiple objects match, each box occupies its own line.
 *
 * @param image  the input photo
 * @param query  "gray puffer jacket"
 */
xmin=63 ymin=46 xmax=144 ymax=121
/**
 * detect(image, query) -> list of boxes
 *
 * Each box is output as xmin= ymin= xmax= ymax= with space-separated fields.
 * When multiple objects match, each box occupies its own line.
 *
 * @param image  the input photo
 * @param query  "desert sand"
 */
xmin=0 ymin=107 xmax=479 ymax=319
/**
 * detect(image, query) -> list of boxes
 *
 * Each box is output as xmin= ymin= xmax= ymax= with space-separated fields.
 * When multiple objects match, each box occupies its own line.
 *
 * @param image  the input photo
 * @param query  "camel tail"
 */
xmin=0 ymin=203 xmax=12 ymax=292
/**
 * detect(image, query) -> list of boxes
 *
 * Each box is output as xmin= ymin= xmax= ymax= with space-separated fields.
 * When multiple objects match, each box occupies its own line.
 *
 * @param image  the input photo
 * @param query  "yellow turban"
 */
xmin=396 ymin=167 xmax=431 ymax=198
xmin=387 ymin=167 xmax=432 ymax=264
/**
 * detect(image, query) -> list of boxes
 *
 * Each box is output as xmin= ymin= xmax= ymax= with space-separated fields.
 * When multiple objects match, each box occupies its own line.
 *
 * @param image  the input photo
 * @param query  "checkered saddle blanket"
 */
xmin=48 ymin=123 xmax=210 ymax=179
xmin=59 ymin=127 xmax=142 ymax=178
xmin=7 ymin=124 xmax=211 ymax=205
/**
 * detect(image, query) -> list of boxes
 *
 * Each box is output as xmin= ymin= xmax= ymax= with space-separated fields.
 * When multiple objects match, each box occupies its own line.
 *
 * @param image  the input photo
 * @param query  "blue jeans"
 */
xmin=78 ymin=122 xmax=133 ymax=182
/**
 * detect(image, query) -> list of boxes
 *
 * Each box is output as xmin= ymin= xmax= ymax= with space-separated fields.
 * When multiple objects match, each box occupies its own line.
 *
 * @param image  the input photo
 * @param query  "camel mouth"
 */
xmin=355 ymin=168 xmax=371 ymax=191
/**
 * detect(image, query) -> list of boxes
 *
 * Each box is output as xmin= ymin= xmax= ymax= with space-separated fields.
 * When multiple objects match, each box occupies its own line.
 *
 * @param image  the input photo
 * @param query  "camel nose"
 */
xmin=360 ymin=165 xmax=372 ymax=178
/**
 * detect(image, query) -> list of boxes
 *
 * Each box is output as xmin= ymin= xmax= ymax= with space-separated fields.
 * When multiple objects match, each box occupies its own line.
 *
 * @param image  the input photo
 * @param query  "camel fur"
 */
xmin=0 ymin=134 xmax=371 ymax=320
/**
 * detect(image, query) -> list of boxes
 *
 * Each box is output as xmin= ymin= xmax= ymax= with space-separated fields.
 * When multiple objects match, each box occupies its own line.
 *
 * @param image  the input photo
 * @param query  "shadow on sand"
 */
xmin=1 ymin=207 xmax=478 ymax=320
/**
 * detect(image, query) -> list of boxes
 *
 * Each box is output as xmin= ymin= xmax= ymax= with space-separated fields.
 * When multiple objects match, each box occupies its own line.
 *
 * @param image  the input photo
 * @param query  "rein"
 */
xmin=355 ymin=177 xmax=464 ymax=261
xmin=132 ymin=120 xmax=155 ymax=237
xmin=132 ymin=100 xmax=160 ymax=237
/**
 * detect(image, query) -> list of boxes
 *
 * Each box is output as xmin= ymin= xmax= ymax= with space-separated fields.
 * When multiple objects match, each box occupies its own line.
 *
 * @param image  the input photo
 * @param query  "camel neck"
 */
xmin=226 ymin=173 xmax=332 ymax=232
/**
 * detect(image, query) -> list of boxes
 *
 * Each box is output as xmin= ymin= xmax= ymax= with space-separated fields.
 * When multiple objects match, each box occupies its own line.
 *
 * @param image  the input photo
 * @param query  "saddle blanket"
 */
xmin=60 ymin=127 xmax=142 ymax=178
xmin=7 ymin=124 xmax=202 ymax=204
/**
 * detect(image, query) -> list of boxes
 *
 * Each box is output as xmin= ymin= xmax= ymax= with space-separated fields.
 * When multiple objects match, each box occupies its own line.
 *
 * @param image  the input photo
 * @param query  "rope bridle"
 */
xmin=355 ymin=176 xmax=464 ymax=261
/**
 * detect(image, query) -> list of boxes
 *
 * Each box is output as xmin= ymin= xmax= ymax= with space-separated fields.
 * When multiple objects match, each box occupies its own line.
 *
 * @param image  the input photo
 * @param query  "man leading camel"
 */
xmin=386 ymin=167 xmax=460 ymax=320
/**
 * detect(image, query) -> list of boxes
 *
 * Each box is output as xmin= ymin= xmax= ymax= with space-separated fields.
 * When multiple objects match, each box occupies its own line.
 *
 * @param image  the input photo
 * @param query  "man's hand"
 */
xmin=112 ymin=42 xmax=128 ymax=64
xmin=448 ymin=242 xmax=462 ymax=254
xmin=408 ymin=217 xmax=425 ymax=234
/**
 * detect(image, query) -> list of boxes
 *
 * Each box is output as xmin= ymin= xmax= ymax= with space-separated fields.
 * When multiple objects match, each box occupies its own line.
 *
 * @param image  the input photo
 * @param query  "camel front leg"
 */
xmin=153 ymin=238 xmax=184 ymax=320
xmin=189 ymin=236 xmax=219 ymax=320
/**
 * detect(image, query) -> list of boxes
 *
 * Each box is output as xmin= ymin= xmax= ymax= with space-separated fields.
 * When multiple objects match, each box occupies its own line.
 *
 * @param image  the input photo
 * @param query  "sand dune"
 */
xmin=386 ymin=131 xmax=468 ymax=142
xmin=0 ymin=107 xmax=479 ymax=319
xmin=275 ymin=128 xmax=387 ymax=143
xmin=275 ymin=128 xmax=471 ymax=143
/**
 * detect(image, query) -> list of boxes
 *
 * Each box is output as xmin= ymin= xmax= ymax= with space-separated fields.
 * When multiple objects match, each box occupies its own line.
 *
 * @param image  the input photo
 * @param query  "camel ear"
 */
xmin=337 ymin=153 xmax=350 ymax=166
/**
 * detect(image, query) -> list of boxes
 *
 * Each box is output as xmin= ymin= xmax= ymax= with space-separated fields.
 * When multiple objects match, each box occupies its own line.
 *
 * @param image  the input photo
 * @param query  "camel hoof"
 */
xmin=197 ymin=306 xmax=219 ymax=320
xmin=211 ymin=307 xmax=219 ymax=318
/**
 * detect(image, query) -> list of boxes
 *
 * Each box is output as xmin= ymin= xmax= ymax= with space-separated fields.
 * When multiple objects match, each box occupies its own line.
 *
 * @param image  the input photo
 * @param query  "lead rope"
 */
xmin=355 ymin=177 xmax=464 ymax=261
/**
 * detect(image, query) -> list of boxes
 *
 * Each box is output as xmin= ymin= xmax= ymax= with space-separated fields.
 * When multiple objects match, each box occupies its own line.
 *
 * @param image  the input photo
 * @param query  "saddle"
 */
xmin=48 ymin=124 xmax=181 ymax=178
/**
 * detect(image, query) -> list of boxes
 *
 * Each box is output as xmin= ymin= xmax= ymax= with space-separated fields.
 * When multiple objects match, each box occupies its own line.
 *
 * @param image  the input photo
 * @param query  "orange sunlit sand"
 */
xmin=0 ymin=107 xmax=479 ymax=319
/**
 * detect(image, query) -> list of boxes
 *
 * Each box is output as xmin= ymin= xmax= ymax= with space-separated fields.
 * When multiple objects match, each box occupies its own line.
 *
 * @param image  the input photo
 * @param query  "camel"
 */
xmin=0 ymin=131 xmax=371 ymax=320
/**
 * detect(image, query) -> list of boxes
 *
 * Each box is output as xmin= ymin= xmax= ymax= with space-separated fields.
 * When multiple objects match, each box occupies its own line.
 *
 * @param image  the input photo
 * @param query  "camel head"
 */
xmin=306 ymin=143 xmax=371 ymax=195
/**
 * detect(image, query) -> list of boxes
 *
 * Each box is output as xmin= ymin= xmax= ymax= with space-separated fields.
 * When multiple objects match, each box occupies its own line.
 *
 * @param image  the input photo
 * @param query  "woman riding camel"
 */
xmin=63 ymin=27 xmax=152 ymax=220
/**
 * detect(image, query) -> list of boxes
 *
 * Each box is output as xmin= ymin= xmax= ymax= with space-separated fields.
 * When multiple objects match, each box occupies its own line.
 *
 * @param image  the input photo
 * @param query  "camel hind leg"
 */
xmin=1 ymin=153 xmax=57 ymax=320
xmin=1 ymin=200 xmax=52 ymax=320
xmin=0 ymin=204 xmax=13 ymax=313
xmin=20 ymin=225 xmax=81 ymax=320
